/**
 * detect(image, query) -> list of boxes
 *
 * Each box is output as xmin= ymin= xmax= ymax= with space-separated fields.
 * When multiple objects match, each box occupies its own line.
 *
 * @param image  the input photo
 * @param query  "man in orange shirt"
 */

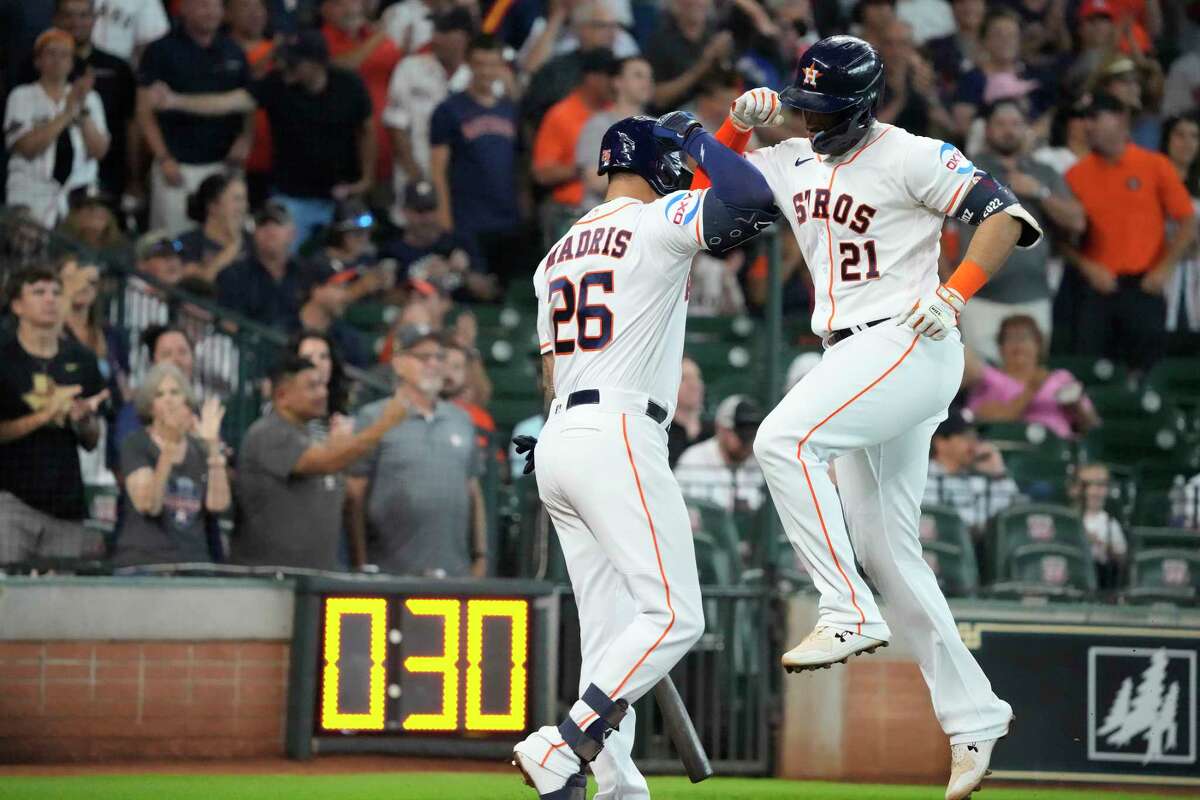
xmin=531 ymin=48 xmax=615 ymax=247
xmin=1065 ymin=92 xmax=1196 ymax=370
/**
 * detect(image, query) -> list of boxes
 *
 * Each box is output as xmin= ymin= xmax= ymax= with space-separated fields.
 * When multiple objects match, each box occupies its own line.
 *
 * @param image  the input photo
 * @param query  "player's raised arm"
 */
xmin=689 ymin=89 xmax=784 ymax=190
xmin=653 ymin=111 xmax=779 ymax=253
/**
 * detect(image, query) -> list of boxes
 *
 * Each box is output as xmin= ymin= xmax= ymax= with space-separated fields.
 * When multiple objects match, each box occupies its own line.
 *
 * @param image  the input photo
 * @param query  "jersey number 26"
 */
xmin=549 ymin=271 xmax=614 ymax=354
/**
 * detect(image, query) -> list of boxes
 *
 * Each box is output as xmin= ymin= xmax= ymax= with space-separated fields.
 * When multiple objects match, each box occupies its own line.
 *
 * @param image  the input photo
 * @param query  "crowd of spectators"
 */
xmin=0 ymin=0 xmax=1198 ymax=593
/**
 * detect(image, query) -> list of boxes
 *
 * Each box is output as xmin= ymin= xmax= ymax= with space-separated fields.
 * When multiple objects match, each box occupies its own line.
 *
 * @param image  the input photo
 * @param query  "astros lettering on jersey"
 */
xmin=746 ymin=121 xmax=980 ymax=336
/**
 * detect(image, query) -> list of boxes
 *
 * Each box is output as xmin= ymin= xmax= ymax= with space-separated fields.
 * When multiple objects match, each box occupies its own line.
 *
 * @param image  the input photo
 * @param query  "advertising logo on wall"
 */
xmin=1088 ymin=647 xmax=1196 ymax=766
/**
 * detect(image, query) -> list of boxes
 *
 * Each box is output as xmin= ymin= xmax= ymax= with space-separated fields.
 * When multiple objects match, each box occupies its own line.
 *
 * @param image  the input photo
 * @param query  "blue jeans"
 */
xmin=272 ymin=194 xmax=334 ymax=253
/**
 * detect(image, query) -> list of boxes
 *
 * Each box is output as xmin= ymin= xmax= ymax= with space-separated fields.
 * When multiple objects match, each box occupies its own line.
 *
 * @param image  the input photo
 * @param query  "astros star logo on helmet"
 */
xmin=802 ymin=65 xmax=822 ymax=87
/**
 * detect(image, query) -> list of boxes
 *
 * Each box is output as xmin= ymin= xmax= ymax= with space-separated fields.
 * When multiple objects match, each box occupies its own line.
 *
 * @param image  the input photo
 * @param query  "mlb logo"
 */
xmin=1088 ymin=647 xmax=1197 ymax=765
xmin=600 ymin=148 xmax=611 ymax=167
xmin=1040 ymin=554 xmax=1068 ymax=586
xmin=918 ymin=515 xmax=938 ymax=543
xmin=1026 ymin=513 xmax=1056 ymax=541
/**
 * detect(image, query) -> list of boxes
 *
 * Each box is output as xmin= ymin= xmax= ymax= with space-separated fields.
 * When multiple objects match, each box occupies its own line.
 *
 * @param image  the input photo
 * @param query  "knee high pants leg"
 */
xmin=836 ymin=420 xmax=1013 ymax=743
xmin=536 ymin=404 xmax=705 ymax=797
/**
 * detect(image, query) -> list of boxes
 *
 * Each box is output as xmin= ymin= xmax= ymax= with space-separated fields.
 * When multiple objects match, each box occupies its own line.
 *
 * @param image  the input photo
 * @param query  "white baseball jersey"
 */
xmin=4 ymin=84 xmax=109 ymax=225
xmin=747 ymin=120 xmax=978 ymax=337
xmin=382 ymin=53 xmax=470 ymax=197
xmin=92 ymin=0 xmax=170 ymax=63
xmin=535 ymin=189 xmax=711 ymax=411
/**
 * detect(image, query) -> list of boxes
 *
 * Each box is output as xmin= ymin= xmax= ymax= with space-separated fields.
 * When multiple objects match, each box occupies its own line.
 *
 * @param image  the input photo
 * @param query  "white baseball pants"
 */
xmin=536 ymin=389 xmax=705 ymax=798
xmin=753 ymin=324 xmax=1012 ymax=744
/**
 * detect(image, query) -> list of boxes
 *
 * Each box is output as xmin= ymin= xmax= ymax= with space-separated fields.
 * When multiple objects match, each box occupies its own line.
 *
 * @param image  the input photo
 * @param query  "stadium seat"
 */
xmin=686 ymin=341 xmax=755 ymax=377
xmin=706 ymin=373 xmax=763 ymax=415
xmin=1087 ymin=385 xmax=1168 ymax=419
xmin=996 ymin=449 xmax=1072 ymax=502
xmin=920 ymin=540 xmax=979 ymax=598
xmin=489 ymin=361 xmax=539 ymax=397
xmin=1081 ymin=412 xmax=1187 ymax=469
xmin=741 ymin=532 xmax=813 ymax=595
xmin=1130 ymin=526 xmax=1200 ymax=552
xmin=976 ymin=421 xmax=1068 ymax=455
xmin=684 ymin=314 xmax=757 ymax=342
xmin=686 ymin=499 xmax=744 ymax=570
xmin=489 ymin=397 xmax=540 ymax=433
xmin=990 ymin=503 xmax=1090 ymax=580
xmin=693 ymin=532 xmax=735 ymax=586
xmin=1131 ymin=458 xmax=1199 ymax=526
xmin=1046 ymin=355 xmax=1128 ymax=388
xmin=919 ymin=504 xmax=974 ymax=551
xmin=1146 ymin=358 xmax=1200 ymax=412
xmin=990 ymin=542 xmax=1096 ymax=598
xmin=1125 ymin=548 xmax=1200 ymax=605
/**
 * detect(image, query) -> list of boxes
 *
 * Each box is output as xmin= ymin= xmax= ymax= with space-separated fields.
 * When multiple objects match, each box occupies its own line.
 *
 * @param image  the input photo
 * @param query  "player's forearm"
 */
xmin=959 ymin=214 xmax=1022 ymax=278
xmin=680 ymin=130 xmax=773 ymax=211
xmin=690 ymin=119 xmax=751 ymax=191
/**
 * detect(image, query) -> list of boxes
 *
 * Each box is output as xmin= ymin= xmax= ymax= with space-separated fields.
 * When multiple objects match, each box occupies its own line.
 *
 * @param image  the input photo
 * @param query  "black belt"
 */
xmin=566 ymin=389 xmax=668 ymax=424
xmin=828 ymin=318 xmax=888 ymax=346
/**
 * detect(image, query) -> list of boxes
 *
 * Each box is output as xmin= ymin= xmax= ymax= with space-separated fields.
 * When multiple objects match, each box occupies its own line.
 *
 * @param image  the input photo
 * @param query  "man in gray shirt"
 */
xmin=347 ymin=325 xmax=487 ymax=578
xmin=233 ymin=354 xmax=408 ymax=570
xmin=955 ymin=99 xmax=1086 ymax=362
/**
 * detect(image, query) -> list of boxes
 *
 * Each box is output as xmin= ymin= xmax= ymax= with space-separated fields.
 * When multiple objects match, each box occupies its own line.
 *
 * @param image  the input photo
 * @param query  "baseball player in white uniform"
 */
xmin=693 ymin=36 xmax=1042 ymax=800
xmin=509 ymin=112 xmax=779 ymax=799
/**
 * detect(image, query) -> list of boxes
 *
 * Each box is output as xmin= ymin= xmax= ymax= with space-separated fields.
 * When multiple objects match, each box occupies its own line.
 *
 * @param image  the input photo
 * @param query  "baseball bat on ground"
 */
xmin=653 ymin=676 xmax=713 ymax=783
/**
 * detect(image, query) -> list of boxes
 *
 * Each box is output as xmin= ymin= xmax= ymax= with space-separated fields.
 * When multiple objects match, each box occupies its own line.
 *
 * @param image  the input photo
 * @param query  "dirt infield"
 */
xmin=0 ymin=755 xmax=511 ymax=777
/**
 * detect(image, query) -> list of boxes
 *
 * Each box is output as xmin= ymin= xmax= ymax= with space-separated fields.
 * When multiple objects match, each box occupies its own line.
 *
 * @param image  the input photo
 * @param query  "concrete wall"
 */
xmin=0 ymin=578 xmax=294 ymax=763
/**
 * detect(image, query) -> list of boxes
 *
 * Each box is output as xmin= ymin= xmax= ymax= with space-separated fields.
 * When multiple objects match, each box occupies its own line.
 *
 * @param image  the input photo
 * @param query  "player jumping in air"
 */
xmin=692 ymin=36 xmax=1042 ymax=800
xmin=509 ymin=113 xmax=778 ymax=799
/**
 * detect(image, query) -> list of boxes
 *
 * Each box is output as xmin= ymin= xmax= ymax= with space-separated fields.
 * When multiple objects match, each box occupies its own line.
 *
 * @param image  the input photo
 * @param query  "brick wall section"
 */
xmin=0 ymin=641 xmax=289 ymax=763
xmin=841 ymin=661 xmax=948 ymax=782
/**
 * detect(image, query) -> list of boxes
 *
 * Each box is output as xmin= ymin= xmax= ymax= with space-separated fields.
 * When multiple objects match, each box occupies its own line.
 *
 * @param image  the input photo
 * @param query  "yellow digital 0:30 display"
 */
xmin=317 ymin=595 xmax=530 ymax=735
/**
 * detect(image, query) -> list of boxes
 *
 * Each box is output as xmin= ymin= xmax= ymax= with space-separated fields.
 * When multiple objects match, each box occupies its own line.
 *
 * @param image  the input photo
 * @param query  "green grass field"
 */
xmin=0 ymin=773 xmax=1179 ymax=800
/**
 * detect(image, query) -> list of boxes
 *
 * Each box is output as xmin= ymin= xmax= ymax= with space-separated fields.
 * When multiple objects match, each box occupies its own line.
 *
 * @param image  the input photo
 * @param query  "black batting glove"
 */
xmin=653 ymin=111 xmax=704 ymax=151
xmin=512 ymin=435 xmax=538 ymax=475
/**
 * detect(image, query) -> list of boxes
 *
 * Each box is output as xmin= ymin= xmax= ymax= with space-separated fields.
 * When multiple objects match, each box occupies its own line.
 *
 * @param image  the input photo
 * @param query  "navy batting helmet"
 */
xmin=597 ymin=116 xmax=692 ymax=196
xmin=780 ymin=36 xmax=884 ymax=156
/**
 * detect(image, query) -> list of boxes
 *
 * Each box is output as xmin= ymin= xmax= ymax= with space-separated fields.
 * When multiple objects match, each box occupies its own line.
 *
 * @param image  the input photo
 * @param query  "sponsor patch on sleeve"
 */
xmin=664 ymin=191 xmax=702 ymax=226
xmin=939 ymin=142 xmax=974 ymax=174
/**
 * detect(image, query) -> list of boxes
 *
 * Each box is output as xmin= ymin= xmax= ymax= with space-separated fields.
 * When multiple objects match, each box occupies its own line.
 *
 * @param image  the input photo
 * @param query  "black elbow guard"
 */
xmin=701 ymin=198 xmax=780 ymax=255
xmin=954 ymin=170 xmax=1042 ymax=248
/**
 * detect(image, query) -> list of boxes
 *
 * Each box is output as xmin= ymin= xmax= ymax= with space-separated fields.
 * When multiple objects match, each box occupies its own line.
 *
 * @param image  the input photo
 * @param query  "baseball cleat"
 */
xmin=512 ymin=726 xmax=586 ymax=799
xmin=781 ymin=625 xmax=887 ymax=673
xmin=945 ymin=726 xmax=1010 ymax=800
